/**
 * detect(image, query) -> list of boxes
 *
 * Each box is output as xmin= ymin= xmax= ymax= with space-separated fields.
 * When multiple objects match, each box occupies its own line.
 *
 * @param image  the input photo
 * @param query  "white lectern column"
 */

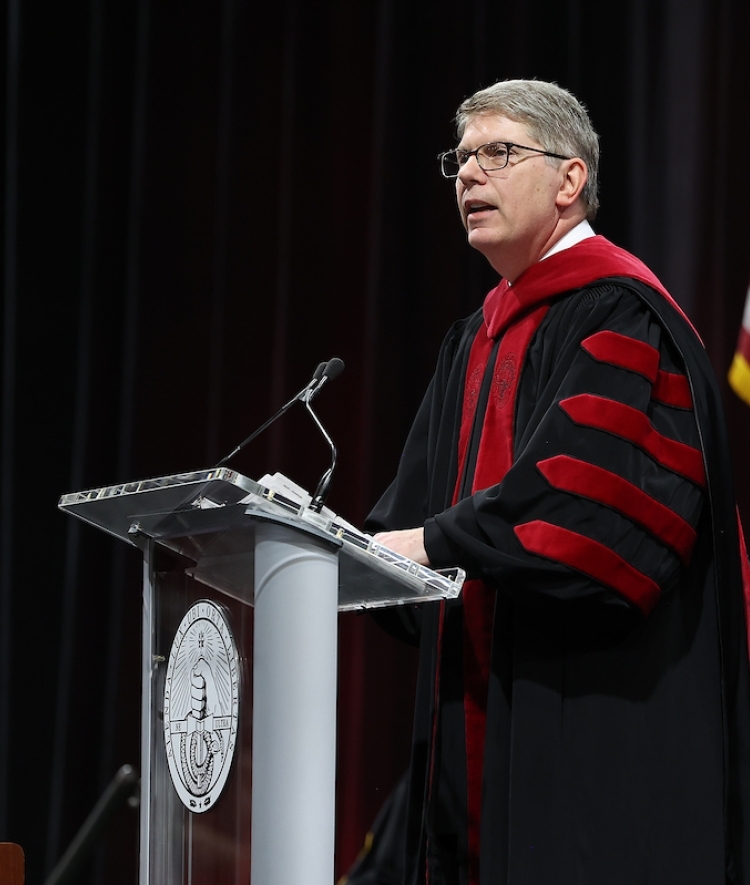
xmin=251 ymin=520 xmax=339 ymax=885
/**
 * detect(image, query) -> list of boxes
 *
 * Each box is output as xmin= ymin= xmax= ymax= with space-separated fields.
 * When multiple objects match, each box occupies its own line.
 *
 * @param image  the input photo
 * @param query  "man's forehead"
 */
xmin=458 ymin=113 xmax=530 ymax=146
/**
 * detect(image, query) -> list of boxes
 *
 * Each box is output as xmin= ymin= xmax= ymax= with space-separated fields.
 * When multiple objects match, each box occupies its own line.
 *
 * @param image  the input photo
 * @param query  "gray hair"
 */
xmin=455 ymin=79 xmax=600 ymax=220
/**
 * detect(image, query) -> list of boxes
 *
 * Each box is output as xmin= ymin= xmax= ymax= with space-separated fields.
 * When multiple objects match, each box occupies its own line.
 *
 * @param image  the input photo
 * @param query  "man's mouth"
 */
xmin=465 ymin=202 xmax=495 ymax=216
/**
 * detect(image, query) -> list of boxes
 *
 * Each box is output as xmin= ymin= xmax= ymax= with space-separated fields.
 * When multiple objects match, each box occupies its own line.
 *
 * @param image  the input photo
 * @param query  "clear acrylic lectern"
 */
xmin=58 ymin=468 xmax=465 ymax=885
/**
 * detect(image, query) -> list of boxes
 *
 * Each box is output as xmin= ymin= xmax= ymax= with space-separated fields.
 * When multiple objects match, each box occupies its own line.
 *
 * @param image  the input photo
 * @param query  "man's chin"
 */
xmin=466 ymin=230 xmax=500 ymax=257
xmin=466 ymin=234 xmax=512 ymax=277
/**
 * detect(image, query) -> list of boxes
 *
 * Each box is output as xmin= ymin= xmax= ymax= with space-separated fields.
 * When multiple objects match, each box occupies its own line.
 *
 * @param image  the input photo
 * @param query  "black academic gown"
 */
xmin=366 ymin=243 xmax=750 ymax=885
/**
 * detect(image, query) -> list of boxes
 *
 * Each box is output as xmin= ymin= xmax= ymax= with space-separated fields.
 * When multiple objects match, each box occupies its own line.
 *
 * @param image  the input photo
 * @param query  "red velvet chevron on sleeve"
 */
xmin=559 ymin=394 xmax=706 ymax=487
xmin=582 ymin=330 xmax=693 ymax=409
xmin=514 ymin=520 xmax=662 ymax=615
xmin=537 ymin=455 xmax=697 ymax=564
xmin=651 ymin=371 xmax=693 ymax=409
xmin=581 ymin=330 xmax=660 ymax=379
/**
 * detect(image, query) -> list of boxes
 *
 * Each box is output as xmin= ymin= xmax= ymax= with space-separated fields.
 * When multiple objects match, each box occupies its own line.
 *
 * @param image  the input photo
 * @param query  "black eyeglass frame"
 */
xmin=438 ymin=141 xmax=572 ymax=178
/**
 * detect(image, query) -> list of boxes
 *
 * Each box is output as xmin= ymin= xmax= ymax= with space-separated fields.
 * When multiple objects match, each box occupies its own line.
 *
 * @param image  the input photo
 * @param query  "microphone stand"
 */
xmin=214 ymin=357 xmax=344 ymax=511
xmin=306 ymin=398 xmax=337 ymax=513
xmin=301 ymin=360 xmax=344 ymax=513
xmin=215 ymin=362 xmax=326 ymax=468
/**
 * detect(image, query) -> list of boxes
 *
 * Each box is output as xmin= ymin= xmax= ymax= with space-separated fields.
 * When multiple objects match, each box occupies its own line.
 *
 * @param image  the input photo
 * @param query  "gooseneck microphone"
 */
xmin=305 ymin=357 xmax=346 ymax=513
xmin=215 ymin=356 xmax=345 ymax=509
xmin=215 ymin=360 xmax=329 ymax=468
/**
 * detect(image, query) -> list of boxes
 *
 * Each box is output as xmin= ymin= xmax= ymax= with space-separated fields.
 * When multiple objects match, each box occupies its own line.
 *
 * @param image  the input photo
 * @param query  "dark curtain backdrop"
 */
xmin=3 ymin=0 xmax=750 ymax=882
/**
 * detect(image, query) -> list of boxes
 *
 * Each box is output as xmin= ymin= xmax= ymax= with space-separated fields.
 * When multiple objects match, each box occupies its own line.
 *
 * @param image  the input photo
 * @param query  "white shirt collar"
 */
xmin=541 ymin=219 xmax=596 ymax=261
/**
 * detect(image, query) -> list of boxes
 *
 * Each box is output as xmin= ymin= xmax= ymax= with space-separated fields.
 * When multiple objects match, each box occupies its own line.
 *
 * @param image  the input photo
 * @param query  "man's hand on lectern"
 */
xmin=373 ymin=527 xmax=430 ymax=566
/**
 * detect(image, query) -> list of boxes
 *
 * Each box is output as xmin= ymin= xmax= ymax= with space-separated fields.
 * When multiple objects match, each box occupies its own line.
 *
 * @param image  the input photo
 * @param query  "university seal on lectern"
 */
xmin=163 ymin=600 xmax=240 ymax=812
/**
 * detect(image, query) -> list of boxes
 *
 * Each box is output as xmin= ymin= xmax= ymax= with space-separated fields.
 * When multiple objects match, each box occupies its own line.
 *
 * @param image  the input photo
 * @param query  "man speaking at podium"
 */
xmin=367 ymin=79 xmax=750 ymax=885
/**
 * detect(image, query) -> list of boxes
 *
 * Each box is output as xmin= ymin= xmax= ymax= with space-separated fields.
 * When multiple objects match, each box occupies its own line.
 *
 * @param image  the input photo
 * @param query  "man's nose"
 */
xmin=457 ymin=153 xmax=487 ymax=185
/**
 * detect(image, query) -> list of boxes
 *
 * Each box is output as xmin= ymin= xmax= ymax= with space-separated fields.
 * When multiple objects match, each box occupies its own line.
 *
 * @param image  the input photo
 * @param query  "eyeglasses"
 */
xmin=438 ymin=141 xmax=571 ymax=178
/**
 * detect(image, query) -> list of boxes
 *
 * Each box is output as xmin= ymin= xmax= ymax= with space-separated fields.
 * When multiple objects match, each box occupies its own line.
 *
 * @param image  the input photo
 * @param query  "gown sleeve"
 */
xmin=423 ymin=284 xmax=705 ymax=627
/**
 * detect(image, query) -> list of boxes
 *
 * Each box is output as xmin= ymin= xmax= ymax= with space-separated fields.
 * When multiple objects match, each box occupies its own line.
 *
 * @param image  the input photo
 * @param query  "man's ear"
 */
xmin=556 ymin=157 xmax=588 ymax=209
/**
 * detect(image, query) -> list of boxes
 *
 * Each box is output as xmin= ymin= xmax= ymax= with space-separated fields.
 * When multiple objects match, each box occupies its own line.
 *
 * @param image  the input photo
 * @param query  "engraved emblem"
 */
xmin=493 ymin=352 xmax=517 ymax=407
xmin=163 ymin=600 xmax=240 ymax=812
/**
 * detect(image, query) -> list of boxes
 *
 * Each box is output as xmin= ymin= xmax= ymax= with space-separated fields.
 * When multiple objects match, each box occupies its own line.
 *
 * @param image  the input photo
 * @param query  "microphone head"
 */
xmin=312 ymin=361 xmax=328 ymax=382
xmin=323 ymin=357 xmax=345 ymax=381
